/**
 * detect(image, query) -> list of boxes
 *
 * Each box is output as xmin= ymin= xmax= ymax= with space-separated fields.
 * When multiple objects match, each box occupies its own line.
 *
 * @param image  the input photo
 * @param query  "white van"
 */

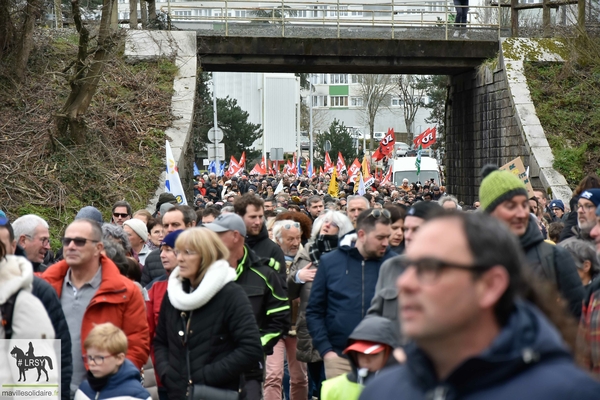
xmin=393 ymin=157 xmax=441 ymax=185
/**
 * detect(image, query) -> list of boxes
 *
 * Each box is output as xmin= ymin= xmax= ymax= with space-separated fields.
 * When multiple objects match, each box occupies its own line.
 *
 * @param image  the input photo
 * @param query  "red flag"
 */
xmin=319 ymin=166 xmax=324 ymax=177
xmin=268 ymin=159 xmax=276 ymax=175
xmin=239 ymin=151 xmax=246 ymax=169
xmin=420 ymin=127 xmax=437 ymax=149
xmin=337 ymin=152 xmax=347 ymax=173
xmin=259 ymin=155 xmax=266 ymax=172
xmin=413 ymin=127 xmax=432 ymax=147
xmin=289 ymin=154 xmax=297 ymax=175
xmin=324 ymin=152 xmax=334 ymax=174
xmin=372 ymin=128 xmax=396 ymax=161
xmin=347 ymin=158 xmax=362 ymax=184
xmin=380 ymin=166 xmax=393 ymax=185
xmin=227 ymin=156 xmax=242 ymax=177
xmin=250 ymin=163 xmax=265 ymax=175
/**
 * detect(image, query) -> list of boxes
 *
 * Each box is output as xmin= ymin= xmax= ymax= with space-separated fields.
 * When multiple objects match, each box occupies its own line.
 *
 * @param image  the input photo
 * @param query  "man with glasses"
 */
xmin=480 ymin=166 xmax=584 ymax=318
xmin=12 ymin=214 xmax=52 ymax=272
xmin=307 ymin=208 xmax=396 ymax=379
xmin=568 ymin=189 xmax=600 ymax=244
xmin=360 ymin=211 xmax=600 ymax=399
xmin=42 ymin=218 xmax=149 ymax=396
xmin=111 ymin=200 xmax=132 ymax=226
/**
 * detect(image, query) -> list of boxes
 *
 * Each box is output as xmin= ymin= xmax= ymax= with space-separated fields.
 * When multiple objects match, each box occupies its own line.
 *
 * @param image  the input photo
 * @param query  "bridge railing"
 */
xmin=159 ymin=0 xmax=507 ymax=40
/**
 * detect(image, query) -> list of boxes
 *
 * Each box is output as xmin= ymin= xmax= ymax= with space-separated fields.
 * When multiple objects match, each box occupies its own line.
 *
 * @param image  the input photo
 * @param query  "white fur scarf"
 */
xmin=0 ymin=255 xmax=34 ymax=304
xmin=167 ymin=259 xmax=236 ymax=311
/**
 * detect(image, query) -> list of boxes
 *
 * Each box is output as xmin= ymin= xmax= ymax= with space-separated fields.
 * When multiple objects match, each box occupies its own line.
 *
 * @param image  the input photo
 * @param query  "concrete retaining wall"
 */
xmin=124 ymin=30 xmax=197 ymax=211
xmin=446 ymin=38 xmax=571 ymax=204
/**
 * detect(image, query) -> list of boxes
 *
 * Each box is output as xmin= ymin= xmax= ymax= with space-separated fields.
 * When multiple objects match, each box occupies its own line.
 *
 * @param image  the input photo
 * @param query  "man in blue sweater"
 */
xmin=307 ymin=208 xmax=396 ymax=379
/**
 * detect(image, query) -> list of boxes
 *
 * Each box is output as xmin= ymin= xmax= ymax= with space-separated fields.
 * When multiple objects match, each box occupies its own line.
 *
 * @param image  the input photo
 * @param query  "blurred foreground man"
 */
xmin=361 ymin=212 xmax=600 ymax=400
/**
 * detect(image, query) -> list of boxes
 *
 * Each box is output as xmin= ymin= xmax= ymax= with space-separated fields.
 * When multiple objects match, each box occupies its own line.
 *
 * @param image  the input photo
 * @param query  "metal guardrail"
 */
xmin=157 ymin=1 xmax=505 ymax=40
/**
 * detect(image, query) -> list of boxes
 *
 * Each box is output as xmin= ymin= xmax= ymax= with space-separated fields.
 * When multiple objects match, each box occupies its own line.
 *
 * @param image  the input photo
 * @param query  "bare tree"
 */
xmin=396 ymin=75 xmax=428 ymax=138
xmin=356 ymin=74 xmax=395 ymax=153
xmin=55 ymin=0 xmax=119 ymax=142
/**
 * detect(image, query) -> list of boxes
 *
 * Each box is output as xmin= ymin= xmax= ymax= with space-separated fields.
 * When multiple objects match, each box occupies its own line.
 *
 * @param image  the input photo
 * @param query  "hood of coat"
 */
xmin=519 ymin=215 xmax=545 ymax=251
xmin=294 ymin=244 xmax=311 ymax=263
xmin=404 ymin=300 xmax=571 ymax=397
xmin=0 ymin=255 xmax=34 ymax=304
xmin=168 ymin=259 xmax=236 ymax=311
xmin=106 ymin=359 xmax=143 ymax=388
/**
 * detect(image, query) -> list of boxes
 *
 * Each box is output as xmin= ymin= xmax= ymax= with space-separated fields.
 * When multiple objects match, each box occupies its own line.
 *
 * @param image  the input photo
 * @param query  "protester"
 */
xmin=12 ymin=214 xmax=51 ymax=272
xmin=123 ymin=219 xmax=150 ymax=265
xmin=360 ymin=211 xmax=600 ymax=399
xmin=153 ymin=228 xmax=263 ymax=400
xmin=558 ymin=239 xmax=600 ymax=287
xmin=111 ymin=200 xmax=132 ymax=226
xmin=559 ymin=174 xmax=600 ymax=242
xmin=385 ymin=205 xmax=406 ymax=254
xmin=307 ymin=208 xmax=395 ymax=379
xmin=75 ymin=323 xmax=151 ymax=400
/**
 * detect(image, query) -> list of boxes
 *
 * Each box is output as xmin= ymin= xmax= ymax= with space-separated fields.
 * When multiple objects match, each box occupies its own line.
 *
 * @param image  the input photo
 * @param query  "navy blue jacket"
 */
xmin=360 ymin=301 xmax=600 ymax=400
xmin=75 ymin=359 xmax=150 ymax=400
xmin=306 ymin=245 xmax=397 ymax=357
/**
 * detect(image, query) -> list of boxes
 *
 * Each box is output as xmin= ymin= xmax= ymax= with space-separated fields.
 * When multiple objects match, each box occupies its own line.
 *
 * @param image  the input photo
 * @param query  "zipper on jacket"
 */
xmin=361 ymin=260 xmax=365 ymax=318
xmin=432 ymin=386 xmax=448 ymax=400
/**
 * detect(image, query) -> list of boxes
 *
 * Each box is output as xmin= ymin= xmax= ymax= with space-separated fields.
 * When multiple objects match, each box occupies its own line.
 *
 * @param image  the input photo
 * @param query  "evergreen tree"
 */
xmin=314 ymin=119 xmax=355 ymax=168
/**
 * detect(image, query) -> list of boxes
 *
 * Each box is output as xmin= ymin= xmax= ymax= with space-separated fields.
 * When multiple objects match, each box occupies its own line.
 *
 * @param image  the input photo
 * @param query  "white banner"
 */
xmin=165 ymin=140 xmax=188 ymax=205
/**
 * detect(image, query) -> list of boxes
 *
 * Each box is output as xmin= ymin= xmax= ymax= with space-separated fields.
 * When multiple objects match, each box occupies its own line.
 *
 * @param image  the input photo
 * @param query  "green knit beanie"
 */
xmin=479 ymin=165 xmax=528 ymax=212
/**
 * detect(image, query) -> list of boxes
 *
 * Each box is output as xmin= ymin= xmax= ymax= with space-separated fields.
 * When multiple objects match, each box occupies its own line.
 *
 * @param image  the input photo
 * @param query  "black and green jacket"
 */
xmin=235 ymin=245 xmax=290 ymax=356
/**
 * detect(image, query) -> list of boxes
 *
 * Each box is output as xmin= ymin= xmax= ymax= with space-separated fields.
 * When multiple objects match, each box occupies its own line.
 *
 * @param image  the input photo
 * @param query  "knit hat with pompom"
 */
xmin=478 ymin=165 xmax=528 ymax=212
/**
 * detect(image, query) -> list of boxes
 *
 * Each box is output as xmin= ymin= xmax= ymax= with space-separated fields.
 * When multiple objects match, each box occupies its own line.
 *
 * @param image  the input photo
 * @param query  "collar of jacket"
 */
xmin=404 ymin=300 xmax=570 ymax=397
xmin=519 ymin=215 xmax=544 ymax=250
xmin=42 ymin=254 xmax=129 ymax=301
xmin=167 ymin=259 xmax=236 ymax=311
xmin=246 ymin=223 xmax=268 ymax=246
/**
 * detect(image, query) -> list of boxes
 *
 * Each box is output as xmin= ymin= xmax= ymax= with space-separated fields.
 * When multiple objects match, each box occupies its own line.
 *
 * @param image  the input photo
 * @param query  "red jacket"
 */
xmin=42 ymin=255 xmax=150 ymax=370
xmin=145 ymin=274 xmax=169 ymax=387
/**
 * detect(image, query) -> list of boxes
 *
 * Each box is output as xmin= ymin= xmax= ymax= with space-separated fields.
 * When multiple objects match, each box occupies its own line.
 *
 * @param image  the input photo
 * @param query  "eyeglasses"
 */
xmin=577 ymin=203 xmax=596 ymax=211
xmin=25 ymin=235 xmax=50 ymax=246
xmin=282 ymin=222 xmax=301 ymax=230
xmin=61 ymin=237 xmax=99 ymax=247
xmin=113 ymin=213 xmax=130 ymax=218
xmin=174 ymin=249 xmax=198 ymax=256
xmin=398 ymin=256 xmax=492 ymax=285
xmin=322 ymin=219 xmax=339 ymax=228
xmin=83 ymin=354 xmax=116 ymax=365
xmin=367 ymin=209 xmax=391 ymax=220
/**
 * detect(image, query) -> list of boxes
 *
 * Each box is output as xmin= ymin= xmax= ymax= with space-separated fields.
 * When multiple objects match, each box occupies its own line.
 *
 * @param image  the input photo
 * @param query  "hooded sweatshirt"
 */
xmin=360 ymin=301 xmax=600 ymax=400
xmin=245 ymin=223 xmax=287 ymax=287
xmin=322 ymin=316 xmax=399 ymax=400
xmin=519 ymin=215 xmax=584 ymax=318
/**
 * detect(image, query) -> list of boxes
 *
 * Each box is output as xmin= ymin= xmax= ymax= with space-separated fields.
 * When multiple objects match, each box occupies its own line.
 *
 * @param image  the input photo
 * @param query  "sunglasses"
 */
xmin=282 ymin=222 xmax=301 ymax=230
xmin=367 ymin=209 xmax=391 ymax=220
xmin=113 ymin=213 xmax=129 ymax=218
xmin=61 ymin=237 xmax=99 ymax=247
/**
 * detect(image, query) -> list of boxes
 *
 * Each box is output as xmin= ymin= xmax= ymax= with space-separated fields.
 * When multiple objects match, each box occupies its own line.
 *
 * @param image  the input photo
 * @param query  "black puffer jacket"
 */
xmin=154 ymin=262 xmax=263 ymax=400
xmin=246 ymin=224 xmax=287 ymax=288
xmin=141 ymin=249 xmax=165 ymax=287
xmin=31 ymin=277 xmax=72 ymax=400
xmin=520 ymin=215 xmax=584 ymax=318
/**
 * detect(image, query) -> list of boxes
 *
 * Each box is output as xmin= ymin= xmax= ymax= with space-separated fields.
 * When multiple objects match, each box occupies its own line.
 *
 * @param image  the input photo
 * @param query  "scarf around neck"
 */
xmin=309 ymin=234 xmax=339 ymax=266
xmin=168 ymin=259 xmax=236 ymax=311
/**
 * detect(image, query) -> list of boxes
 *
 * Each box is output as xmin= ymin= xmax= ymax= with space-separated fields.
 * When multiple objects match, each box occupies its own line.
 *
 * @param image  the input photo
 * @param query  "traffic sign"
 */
xmin=324 ymin=140 xmax=331 ymax=152
xmin=270 ymin=148 xmax=284 ymax=161
xmin=208 ymin=127 xmax=223 ymax=143
xmin=207 ymin=143 xmax=225 ymax=160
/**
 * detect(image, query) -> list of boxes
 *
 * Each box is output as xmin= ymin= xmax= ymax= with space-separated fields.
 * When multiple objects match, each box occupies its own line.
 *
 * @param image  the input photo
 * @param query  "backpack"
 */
xmin=536 ymin=242 xmax=557 ymax=286
xmin=1 ymin=289 xmax=21 ymax=339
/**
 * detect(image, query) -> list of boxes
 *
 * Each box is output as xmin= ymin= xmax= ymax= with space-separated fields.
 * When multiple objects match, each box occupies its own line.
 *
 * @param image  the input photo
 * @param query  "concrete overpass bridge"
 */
xmin=151 ymin=0 xmax=592 ymax=202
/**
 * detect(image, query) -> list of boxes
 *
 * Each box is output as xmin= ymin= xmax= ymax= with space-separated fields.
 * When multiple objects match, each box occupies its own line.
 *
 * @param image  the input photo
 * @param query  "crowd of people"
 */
xmin=3 ymin=164 xmax=600 ymax=400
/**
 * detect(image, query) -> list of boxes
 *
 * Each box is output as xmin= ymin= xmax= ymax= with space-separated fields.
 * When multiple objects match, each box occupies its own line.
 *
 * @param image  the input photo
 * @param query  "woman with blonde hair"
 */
xmin=154 ymin=228 xmax=263 ymax=400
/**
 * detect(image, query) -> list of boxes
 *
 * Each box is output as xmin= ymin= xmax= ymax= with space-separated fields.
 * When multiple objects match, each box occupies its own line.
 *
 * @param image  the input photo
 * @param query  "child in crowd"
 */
xmin=321 ymin=316 xmax=398 ymax=400
xmin=75 ymin=323 xmax=151 ymax=400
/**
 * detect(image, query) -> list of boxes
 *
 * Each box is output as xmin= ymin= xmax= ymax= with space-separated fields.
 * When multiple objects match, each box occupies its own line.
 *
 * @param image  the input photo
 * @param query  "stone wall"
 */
xmin=445 ymin=38 xmax=572 ymax=205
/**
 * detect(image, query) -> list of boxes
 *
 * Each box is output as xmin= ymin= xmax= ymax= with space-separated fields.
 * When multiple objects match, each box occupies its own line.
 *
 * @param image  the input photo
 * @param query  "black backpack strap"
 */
xmin=537 ymin=242 xmax=557 ymax=286
xmin=1 ymin=289 xmax=22 ymax=340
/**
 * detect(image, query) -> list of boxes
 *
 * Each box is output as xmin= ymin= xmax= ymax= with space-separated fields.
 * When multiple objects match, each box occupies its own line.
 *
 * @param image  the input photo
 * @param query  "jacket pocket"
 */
xmin=380 ymin=288 xmax=399 ymax=322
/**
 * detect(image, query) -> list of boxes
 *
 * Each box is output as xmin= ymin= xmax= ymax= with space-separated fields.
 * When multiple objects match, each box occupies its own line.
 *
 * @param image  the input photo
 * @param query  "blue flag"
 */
xmin=193 ymin=162 xmax=200 ymax=176
xmin=208 ymin=161 xmax=216 ymax=174
xmin=219 ymin=161 xmax=225 ymax=177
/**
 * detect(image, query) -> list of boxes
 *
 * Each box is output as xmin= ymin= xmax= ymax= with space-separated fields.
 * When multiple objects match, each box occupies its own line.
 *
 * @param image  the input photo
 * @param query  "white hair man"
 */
xmin=12 ymin=214 xmax=51 ymax=272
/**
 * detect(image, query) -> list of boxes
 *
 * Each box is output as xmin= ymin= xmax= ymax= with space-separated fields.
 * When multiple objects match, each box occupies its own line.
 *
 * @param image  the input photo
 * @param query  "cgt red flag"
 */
xmin=413 ymin=127 xmax=437 ymax=149
xmin=337 ymin=152 xmax=347 ymax=173
xmin=227 ymin=156 xmax=242 ymax=177
xmin=239 ymin=151 xmax=246 ymax=169
xmin=380 ymin=166 xmax=393 ymax=185
xmin=347 ymin=158 xmax=361 ymax=184
xmin=372 ymin=128 xmax=396 ymax=161
xmin=324 ymin=152 xmax=334 ymax=174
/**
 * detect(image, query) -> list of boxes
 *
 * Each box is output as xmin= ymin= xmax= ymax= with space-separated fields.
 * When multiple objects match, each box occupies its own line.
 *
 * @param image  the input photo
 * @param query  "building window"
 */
xmin=391 ymin=98 xmax=403 ymax=106
xmin=174 ymin=10 xmax=192 ymax=16
xmin=312 ymin=95 xmax=328 ymax=107
xmin=351 ymin=74 xmax=363 ymax=84
xmin=235 ymin=10 xmax=247 ymax=17
xmin=329 ymin=74 xmax=348 ymax=84
xmin=331 ymin=96 xmax=348 ymax=107
xmin=315 ymin=74 xmax=328 ymax=84
xmin=330 ymin=6 xmax=348 ymax=16
xmin=351 ymin=97 xmax=363 ymax=107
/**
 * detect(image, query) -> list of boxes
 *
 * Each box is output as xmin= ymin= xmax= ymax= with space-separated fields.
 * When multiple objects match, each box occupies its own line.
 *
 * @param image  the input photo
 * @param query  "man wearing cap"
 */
xmin=307 ymin=208 xmax=395 ymax=380
xmin=145 ymin=229 xmax=183 ymax=400
xmin=549 ymin=199 xmax=566 ymax=221
xmin=479 ymin=165 xmax=584 ymax=318
xmin=562 ymin=189 xmax=600 ymax=247
xmin=204 ymin=213 xmax=290 ymax=400
xmin=367 ymin=201 xmax=443 ymax=342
